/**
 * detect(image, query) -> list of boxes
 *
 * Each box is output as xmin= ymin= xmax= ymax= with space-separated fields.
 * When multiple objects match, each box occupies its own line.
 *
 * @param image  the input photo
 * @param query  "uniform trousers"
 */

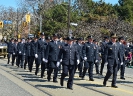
xmin=41 ymin=61 xmax=48 ymax=77
xmin=35 ymin=53 xmax=42 ymax=75
xmin=29 ymin=56 xmax=35 ymax=72
xmin=61 ymin=64 xmax=75 ymax=88
xmin=118 ymin=61 xmax=125 ymax=78
xmin=12 ymin=54 xmax=18 ymax=66
xmin=95 ymin=61 xmax=100 ymax=74
xmin=24 ymin=56 xmax=31 ymax=69
xmin=82 ymin=61 xmax=94 ymax=79
xmin=78 ymin=60 xmax=84 ymax=76
xmin=47 ymin=61 xmax=58 ymax=81
xmin=104 ymin=59 xmax=118 ymax=86
xmin=100 ymin=56 xmax=106 ymax=75
xmin=7 ymin=53 xmax=12 ymax=64
xmin=17 ymin=55 xmax=24 ymax=67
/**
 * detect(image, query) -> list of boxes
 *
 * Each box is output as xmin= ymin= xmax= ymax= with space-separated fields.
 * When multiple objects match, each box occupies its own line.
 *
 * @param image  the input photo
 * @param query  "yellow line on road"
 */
xmin=74 ymin=76 xmax=133 ymax=95
xmin=115 ymin=88 xmax=133 ymax=94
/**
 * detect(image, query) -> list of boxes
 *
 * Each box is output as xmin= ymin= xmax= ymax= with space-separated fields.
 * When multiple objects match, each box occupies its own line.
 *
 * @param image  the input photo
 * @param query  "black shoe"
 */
xmin=35 ymin=72 xmax=37 ymax=75
xmin=48 ymin=79 xmax=50 ymax=82
xmin=89 ymin=78 xmax=94 ymax=81
xmin=100 ymin=73 xmax=103 ymax=76
xmin=12 ymin=63 xmax=14 ymax=66
xmin=41 ymin=74 xmax=45 ymax=78
xmin=81 ymin=76 xmax=84 ymax=80
xmin=47 ymin=76 xmax=51 ymax=81
xmin=60 ymin=78 xmax=64 ymax=86
xmin=67 ymin=86 xmax=73 ymax=90
xmin=111 ymin=85 xmax=118 ymax=88
xmin=7 ymin=60 xmax=9 ymax=64
xmin=120 ymin=77 xmax=125 ymax=80
xmin=103 ymin=81 xmax=106 ymax=86
xmin=24 ymin=66 xmax=26 ymax=69
xmin=21 ymin=66 xmax=23 ymax=68
xmin=79 ymin=74 xmax=83 ymax=78
xmin=53 ymin=79 xmax=58 ymax=83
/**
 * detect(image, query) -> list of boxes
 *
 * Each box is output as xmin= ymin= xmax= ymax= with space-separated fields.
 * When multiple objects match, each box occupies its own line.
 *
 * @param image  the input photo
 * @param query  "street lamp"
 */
xmin=16 ymin=8 xmax=19 ymax=36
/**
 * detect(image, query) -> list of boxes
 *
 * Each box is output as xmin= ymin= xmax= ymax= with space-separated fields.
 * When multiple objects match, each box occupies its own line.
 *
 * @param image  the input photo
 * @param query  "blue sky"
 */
xmin=0 ymin=0 xmax=118 ymax=9
xmin=0 ymin=0 xmax=18 ymax=8
xmin=93 ymin=0 xmax=118 ymax=5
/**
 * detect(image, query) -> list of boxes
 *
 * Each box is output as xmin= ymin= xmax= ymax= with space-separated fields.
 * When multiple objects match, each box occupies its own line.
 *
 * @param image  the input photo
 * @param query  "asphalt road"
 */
xmin=0 ymin=57 xmax=133 ymax=96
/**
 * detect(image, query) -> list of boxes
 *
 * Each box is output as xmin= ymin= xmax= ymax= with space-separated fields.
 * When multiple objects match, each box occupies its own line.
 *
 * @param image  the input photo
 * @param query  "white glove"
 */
xmin=24 ymin=53 xmax=26 ymax=55
xmin=13 ymin=53 xmax=15 ymax=55
xmin=19 ymin=51 xmax=21 ymax=54
xmin=45 ymin=59 xmax=48 ymax=63
xmin=42 ymin=58 xmax=45 ymax=62
xmin=56 ymin=62 xmax=60 ymax=67
xmin=125 ymin=57 xmax=127 ymax=60
xmin=95 ymin=60 xmax=98 ymax=63
xmin=60 ymin=59 xmax=62 ymax=62
xmin=77 ymin=60 xmax=80 ymax=65
xmin=121 ymin=62 xmax=123 ymax=65
xmin=35 ymin=54 xmax=38 ymax=58
xmin=105 ymin=62 xmax=108 ymax=65
xmin=84 ymin=57 xmax=87 ymax=61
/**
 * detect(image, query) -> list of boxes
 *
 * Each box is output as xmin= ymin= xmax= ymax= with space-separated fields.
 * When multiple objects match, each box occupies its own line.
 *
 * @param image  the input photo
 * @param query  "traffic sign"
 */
xmin=3 ymin=20 xmax=12 ymax=24
xmin=26 ymin=14 xmax=30 ymax=23
xmin=0 ymin=21 xmax=3 ymax=28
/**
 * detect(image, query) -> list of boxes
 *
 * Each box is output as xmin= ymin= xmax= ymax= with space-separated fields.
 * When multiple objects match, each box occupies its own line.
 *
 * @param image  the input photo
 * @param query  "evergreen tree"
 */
xmin=118 ymin=0 xmax=133 ymax=22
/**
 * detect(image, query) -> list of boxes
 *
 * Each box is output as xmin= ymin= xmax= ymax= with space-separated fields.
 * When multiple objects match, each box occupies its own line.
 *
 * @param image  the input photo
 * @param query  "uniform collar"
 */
xmin=111 ymin=42 xmax=116 ymax=45
xmin=105 ymin=41 xmax=108 ymax=43
xmin=41 ymin=38 xmax=45 ymax=41
xmin=78 ymin=43 xmax=81 ymax=46
xmin=67 ymin=43 xmax=72 ymax=46
xmin=88 ymin=42 xmax=93 ymax=44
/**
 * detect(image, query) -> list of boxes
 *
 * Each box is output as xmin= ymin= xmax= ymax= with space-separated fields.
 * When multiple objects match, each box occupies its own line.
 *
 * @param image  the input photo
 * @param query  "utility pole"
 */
xmin=16 ymin=8 xmax=18 ymax=38
xmin=40 ymin=14 xmax=42 ymax=33
xmin=39 ymin=0 xmax=42 ymax=33
xmin=16 ymin=8 xmax=19 ymax=37
xmin=67 ymin=0 xmax=71 ymax=36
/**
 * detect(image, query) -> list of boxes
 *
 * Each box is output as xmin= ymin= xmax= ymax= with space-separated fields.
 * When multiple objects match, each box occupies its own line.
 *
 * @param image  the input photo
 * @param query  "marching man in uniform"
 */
xmin=118 ymin=36 xmax=126 ymax=80
xmin=58 ymin=37 xmax=79 ymax=90
xmin=17 ymin=38 xmax=26 ymax=68
xmin=6 ymin=38 xmax=14 ymax=64
xmin=45 ymin=34 xmax=61 ymax=82
xmin=12 ymin=39 xmax=18 ymax=66
xmin=35 ymin=32 xmax=47 ymax=75
xmin=103 ymin=33 xmax=120 ymax=88
xmin=82 ymin=36 xmax=98 ymax=81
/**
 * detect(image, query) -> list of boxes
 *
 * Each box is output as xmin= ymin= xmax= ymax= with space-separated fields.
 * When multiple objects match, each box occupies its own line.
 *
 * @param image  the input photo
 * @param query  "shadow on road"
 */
xmin=24 ymin=78 xmax=47 ymax=82
xmin=76 ymin=83 xmax=104 ymax=87
xmin=117 ymin=80 xmax=133 ymax=84
xmin=35 ymin=84 xmax=64 ymax=89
